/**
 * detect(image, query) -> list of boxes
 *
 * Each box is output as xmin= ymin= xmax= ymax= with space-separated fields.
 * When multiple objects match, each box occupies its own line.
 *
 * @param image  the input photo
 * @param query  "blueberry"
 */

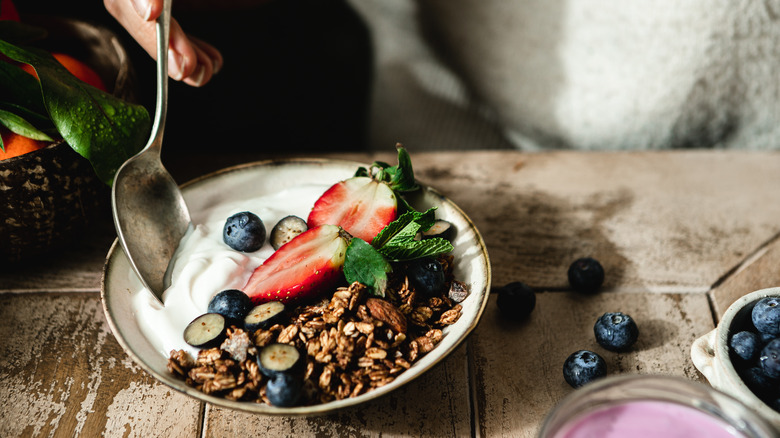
xmin=563 ymin=350 xmax=607 ymax=388
xmin=760 ymin=338 xmax=780 ymax=379
xmin=752 ymin=297 xmax=780 ymax=337
xmin=495 ymin=282 xmax=536 ymax=321
xmin=593 ymin=312 xmax=639 ymax=352
xmin=567 ymin=257 xmax=605 ymax=293
xmin=223 ymin=211 xmax=266 ymax=252
xmin=740 ymin=366 xmax=777 ymax=398
xmin=730 ymin=330 xmax=762 ymax=362
xmin=265 ymin=373 xmax=303 ymax=407
xmin=407 ymin=258 xmax=446 ymax=296
xmin=207 ymin=289 xmax=254 ymax=324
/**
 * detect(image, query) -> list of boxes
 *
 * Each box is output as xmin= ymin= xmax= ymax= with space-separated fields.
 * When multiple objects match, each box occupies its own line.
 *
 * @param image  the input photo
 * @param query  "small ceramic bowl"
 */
xmin=0 ymin=16 xmax=137 ymax=263
xmin=691 ymin=287 xmax=780 ymax=431
xmin=101 ymin=159 xmax=492 ymax=415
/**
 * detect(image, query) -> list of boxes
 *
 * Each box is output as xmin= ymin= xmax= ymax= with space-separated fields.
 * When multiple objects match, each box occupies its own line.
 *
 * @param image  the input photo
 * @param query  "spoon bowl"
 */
xmin=111 ymin=0 xmax=189 ymax=303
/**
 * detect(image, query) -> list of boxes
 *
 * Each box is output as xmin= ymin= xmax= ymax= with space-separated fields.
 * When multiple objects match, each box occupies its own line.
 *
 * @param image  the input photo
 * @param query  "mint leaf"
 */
xmin=387 ymin=144 xmax=419 ymax=192
xmin=0 ymin=27 xmax=150 ymax=185
xmin=371 ymin=208 xmax=452 ymax=262
xmin=372 ymin=208 xmax=437 ymax=248
xmin=379 ymin=237 xmax=453 ymax=262
xmin=344 ymin=238 xmax=392 ymax=297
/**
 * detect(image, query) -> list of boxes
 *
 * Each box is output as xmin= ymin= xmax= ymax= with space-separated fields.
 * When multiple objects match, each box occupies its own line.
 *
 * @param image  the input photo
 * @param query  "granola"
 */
xmin=167 ymin=256 xmax=468 ymax=406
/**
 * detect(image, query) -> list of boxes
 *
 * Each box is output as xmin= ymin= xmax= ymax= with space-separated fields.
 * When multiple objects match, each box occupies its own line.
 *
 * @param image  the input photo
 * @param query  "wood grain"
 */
xmin=0 ymin=293 xmax=201 ymax=438
xmin=471 ymin=291 xmax=714 ymax=437
xmin=710 ymin=234 xmax=780 ymax=319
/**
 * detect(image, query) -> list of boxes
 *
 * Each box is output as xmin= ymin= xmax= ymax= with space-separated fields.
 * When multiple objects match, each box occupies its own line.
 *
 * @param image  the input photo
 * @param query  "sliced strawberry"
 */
xmin=243 ymin=224 xmax=351 ymax=304
xmin=307 ymin=176 xmax=397 ymax=242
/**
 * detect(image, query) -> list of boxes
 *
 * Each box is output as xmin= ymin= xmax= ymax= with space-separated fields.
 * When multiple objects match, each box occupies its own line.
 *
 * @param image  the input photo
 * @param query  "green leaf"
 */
xmin=0 ymin=107 xmax=54 ymax=141
xmin=0 ymin=30 xmax=150 ymax=184
xmin=344 ymin=238 xmax=392 ymax=297
xmin=388 ymin=145 xmax=419 ymax=192
xmin=379 ymin=237 xmax=453 ymax=262
xmin=0 ymin=55 xmax=48 ymax=115
xmin=372 ymin=208 xmax=437 ymax=248
xmin=370 ymin=208 xmax=451 ymax=262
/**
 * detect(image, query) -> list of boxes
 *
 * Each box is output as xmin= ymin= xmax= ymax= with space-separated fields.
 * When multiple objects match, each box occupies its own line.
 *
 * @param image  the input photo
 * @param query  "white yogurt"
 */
xmin=131 ymin=183 xmax=330 ymax=357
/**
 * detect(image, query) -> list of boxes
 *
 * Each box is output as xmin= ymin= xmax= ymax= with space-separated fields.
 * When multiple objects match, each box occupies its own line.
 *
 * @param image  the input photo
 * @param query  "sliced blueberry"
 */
xmin=265 ymin=373 xmax=303 ymax=407
xmin=593 ymin=312 xmax=639 ymax=351
xmin=257 ymin=343 xmax=302 ymax=377
xmin=207 ymin=289 xmax=254 ymax=324
xmin=223 ymin=211 xmax=266 ymax=252
xmin=495 ymin=282 xmax=536 ymax=321
xmin=760 ymin=338 xmax=780 ymax=379
xmin=270 ymin=215 xmax=308 ymax=250
xmin=420 ymin=220 xmax=456 ymax=241
xmin=183 ymin=313 xmax=227 ymax=348
xmin=567 ymin=257 xmax=605 ymax=293
xmin=407 ymin=258 xmax=446 ymax=296
xmin=244 ymin=301 xmax=286 ymax=332
xmin=752 ymin=297 xmax=780 ymax=337
xmin=730 ymin=330 xmax=762 ymax=362
xmin=563 ymin=350 xmax=607 ymax=388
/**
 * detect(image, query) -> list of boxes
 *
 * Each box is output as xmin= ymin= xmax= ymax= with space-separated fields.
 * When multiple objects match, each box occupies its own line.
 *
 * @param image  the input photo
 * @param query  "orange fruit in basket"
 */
xmin=0 ymin=127 xmax=50 ymax=160
xmin=20 ymin=52 xmax=107 ymax=91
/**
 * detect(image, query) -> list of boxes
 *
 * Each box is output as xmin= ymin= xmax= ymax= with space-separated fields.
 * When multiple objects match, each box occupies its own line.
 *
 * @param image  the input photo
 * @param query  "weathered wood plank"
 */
xmin=472 ymin=291 xmax=714 ymax=437
xmin=408 ymin=151 xmax=780 ymax=293
xmin=203 ymin=343 xmax=472 ymax=437
xmin=0 ymin=293 xmax=201 ymax=438
xmin=710 ymin=234 xmax=780 ymax=319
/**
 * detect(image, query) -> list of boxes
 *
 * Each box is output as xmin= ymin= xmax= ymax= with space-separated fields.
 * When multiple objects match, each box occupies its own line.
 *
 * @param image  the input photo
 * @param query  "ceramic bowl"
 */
xmin=0 ymin=16 xmax=137 ymax=263
xmin=101 ymin=159 xmax=492 ymax=415
xmin=691 ymin=287 xmax=780 ymax=430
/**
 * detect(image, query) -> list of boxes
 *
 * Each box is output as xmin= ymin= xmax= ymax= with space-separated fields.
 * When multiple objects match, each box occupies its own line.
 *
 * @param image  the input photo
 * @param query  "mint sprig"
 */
xmin=355 ymin=144 xmax=420 ymax=193
xmin=344 ymin=208 xmax=454 ymax=296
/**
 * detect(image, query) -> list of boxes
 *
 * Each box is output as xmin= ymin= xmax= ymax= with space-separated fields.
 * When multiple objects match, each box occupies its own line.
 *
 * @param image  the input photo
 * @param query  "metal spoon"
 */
xmin=111 ymin=0 xmax=190 ymax=305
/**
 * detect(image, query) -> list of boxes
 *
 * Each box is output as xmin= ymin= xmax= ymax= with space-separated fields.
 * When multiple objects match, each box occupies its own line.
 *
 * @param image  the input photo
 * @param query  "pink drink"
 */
xmin=553 ymin=400 xmax=747 ymax=438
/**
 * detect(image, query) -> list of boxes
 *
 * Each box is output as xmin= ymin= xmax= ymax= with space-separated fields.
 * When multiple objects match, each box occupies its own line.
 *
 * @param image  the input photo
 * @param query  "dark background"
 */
xmin=15 ymin=0 xmax=374 ymax=164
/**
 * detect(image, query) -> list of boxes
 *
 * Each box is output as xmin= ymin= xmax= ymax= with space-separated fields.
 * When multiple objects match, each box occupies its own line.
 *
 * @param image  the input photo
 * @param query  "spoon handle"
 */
xmin=145 ymin=0 xmax=172 ymax=155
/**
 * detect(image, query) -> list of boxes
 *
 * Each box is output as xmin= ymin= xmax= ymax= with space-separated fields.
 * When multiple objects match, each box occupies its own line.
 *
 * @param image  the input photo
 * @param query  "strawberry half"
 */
xmin=243 ymin=224 xmax=351 ymax=304
xmin=307 ymin=176 xmax=397 ymax=242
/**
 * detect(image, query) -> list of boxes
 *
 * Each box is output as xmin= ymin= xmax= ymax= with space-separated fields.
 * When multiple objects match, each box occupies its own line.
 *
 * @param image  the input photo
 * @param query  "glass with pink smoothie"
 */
xmin=540 ymin=375 xmax=776 ymax=438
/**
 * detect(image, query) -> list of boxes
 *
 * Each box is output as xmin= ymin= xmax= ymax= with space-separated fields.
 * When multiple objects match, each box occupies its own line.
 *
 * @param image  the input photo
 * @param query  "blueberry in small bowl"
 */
xmin=691 ymin=287 xmax=780 ymax=430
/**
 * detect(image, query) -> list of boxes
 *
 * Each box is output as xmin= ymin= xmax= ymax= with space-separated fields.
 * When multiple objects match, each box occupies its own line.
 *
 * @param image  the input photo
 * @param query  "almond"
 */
xmin=366 ymin=298 xmax=408 ymax=334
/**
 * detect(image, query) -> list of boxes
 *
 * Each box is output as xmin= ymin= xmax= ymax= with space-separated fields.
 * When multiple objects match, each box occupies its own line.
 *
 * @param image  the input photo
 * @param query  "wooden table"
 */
xmin=3 ymin=150 xmax=780 ymax=437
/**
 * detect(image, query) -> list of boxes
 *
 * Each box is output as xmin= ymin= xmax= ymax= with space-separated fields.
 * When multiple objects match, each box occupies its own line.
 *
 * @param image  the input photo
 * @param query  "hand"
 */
xmin=104 ymin=0 xmax=223 ymax=87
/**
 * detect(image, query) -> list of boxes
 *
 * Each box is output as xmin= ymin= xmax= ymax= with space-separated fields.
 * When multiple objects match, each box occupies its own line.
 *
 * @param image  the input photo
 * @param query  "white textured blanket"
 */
xmin=351 ymin=0 xmax=780 ymax=150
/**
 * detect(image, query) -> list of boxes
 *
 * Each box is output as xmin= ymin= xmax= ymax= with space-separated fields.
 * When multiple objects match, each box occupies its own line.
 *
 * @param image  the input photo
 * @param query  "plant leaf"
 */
xmin=0 ymin=32 xmax=150 ymax=184
xmin=343 ymin=238 xmax=392 ymax=297
xmin=379 ymin=237 xmax=453 ymax=262
xmin=0 ymin=107 xmax=54 ymax=141
xmin=388 ymin=144 xmax=419 ymax=192
xmin=0 ymin=55 xmax=48 ymax=115
xmin=371 ymin=208 xmax=437 ymax=248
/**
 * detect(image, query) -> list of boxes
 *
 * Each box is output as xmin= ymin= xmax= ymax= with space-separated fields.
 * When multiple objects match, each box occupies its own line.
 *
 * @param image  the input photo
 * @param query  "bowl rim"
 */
xmin=100 ymin=157 xmax=492 ymax=415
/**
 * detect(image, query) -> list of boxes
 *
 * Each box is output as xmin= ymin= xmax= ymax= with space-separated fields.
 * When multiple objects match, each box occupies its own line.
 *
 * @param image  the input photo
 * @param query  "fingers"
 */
xmin=104 ymin=0 xmax=222 ymax=86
